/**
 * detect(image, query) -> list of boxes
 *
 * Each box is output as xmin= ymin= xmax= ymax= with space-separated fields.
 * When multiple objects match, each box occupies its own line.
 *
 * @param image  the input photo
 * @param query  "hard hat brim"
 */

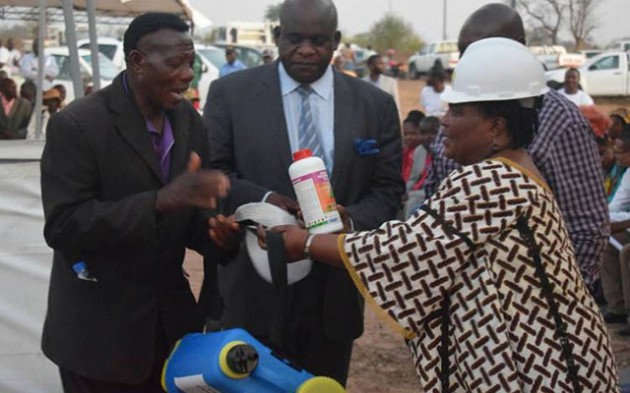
xmin=441 ymin=86 xmax=549 ymax=105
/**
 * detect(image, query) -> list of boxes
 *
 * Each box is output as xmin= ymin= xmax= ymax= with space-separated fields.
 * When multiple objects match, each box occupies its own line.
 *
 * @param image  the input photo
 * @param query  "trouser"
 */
xmin=59 ymin=326 xmax=169 ymax=393
xmin=263 ymin=314 xmax=354 ymax=386
xmin=601 ymin=231 xmax=630 ymax=314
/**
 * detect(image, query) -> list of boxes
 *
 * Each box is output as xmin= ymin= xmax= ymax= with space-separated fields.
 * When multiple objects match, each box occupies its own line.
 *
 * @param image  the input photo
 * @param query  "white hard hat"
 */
xmin=234 ymin=202 xmax=312 ymax=285
xmin=441 ymin=37 xmax=549 ymax=106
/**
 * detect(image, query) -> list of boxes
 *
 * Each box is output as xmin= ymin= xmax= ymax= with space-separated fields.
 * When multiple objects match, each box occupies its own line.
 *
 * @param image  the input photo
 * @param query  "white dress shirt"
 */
xmin=609 ymin=169 xmax=630 ymax=222
xmin=278 ymin=62 xmax=335 ymax=171
xmin=558 ymin=88 xmax=594 ymax=107
xmin=20 ymin=52 xmax=59 ymax=90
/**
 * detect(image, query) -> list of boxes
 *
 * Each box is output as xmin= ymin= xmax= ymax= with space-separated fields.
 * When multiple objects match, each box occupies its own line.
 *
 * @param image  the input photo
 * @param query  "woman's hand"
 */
xmin=256 ymin=225 xmax=308 ymax=262
xmin=209 ymin=214 xmax=242 ymax=250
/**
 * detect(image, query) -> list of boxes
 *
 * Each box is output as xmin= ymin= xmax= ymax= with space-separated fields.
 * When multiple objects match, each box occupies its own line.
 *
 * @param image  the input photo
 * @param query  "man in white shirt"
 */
xmin=559 ymin=68 xmax=594 ymax=107
xmin=362 ymin=54 xmax=400 ymax=112
xmin=20 ymin=39 xmax=59 ymax=90
xmin=5 ymin=39 xmax=21 ymax=75
xmin=0 ymin=39 xmax=9 ymax=77
xmin=420 ymin=67 xmax=449 ymax=117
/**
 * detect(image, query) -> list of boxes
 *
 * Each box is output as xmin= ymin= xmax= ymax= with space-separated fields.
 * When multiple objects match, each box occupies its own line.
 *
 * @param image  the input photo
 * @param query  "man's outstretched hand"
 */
xmin=156 ymin=152 xmax=230 ymax=213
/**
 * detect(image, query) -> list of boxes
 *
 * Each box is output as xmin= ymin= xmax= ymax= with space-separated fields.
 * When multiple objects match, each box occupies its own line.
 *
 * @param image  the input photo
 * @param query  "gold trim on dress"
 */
xmin=490 ymin=157 xmax=551 ymax=192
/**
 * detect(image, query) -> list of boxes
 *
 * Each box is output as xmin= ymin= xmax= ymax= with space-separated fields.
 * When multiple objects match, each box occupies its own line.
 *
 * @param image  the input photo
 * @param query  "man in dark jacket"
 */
xmin=41 ymin=12 xmax=238 ymax=392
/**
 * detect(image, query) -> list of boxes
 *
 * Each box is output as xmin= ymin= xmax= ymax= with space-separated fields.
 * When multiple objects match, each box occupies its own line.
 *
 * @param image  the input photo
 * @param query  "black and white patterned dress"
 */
xmin=339 ymin=159 xmax=618 ymax=392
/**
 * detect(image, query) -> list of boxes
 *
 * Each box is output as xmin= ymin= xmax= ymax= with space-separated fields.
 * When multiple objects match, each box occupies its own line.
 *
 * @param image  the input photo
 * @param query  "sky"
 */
xmin=188 ymin=0 xmax=630 ymax=47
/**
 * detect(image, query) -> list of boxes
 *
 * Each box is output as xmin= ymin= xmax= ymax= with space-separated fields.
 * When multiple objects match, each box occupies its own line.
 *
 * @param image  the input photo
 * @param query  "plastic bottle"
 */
xmin=289 ymin=149 xmax=343 ymax=234
xmin=72 ymin=261 xmax=97 ymax=282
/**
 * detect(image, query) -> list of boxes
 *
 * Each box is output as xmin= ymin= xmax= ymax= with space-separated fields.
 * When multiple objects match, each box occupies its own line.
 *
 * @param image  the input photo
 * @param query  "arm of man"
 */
xmin=204 ymin=79 xmax=278 ymax=210
xmin=42 ymin=111 xmax=229 ymax=252
xmin=345 ymin=96 xmax=405 ymax=230
xmin=41 ymin=112 xmax=162 ymax=251
xmin=534 ymin=111 xmax=609 ymax=284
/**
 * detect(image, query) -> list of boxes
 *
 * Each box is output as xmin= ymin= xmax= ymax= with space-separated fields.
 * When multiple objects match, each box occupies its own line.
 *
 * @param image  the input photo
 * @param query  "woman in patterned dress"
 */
xmin=267 ymin=38 xmax=619 ymax=392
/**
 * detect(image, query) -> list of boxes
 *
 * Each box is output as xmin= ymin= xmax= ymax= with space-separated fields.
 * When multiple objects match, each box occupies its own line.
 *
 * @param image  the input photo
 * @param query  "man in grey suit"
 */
xmin=202 ymin=0 xmax=404 ymax=384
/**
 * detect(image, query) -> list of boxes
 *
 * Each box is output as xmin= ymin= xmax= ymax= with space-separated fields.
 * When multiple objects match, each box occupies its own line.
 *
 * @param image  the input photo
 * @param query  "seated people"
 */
xmin=609 ymin=107 xmax=630 ymax=140
xmin=0 ymin=78 xmax=32 ymax=139
xmin=26 ymin=87 xmax=61 ymax=140
xmin=602 ymin=125 xmax=630 ymax=333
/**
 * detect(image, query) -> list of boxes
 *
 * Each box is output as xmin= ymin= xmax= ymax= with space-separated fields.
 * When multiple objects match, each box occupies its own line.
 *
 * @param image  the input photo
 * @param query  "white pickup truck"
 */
xmin=407 ymin=41 xmax=459 ymax=79
xmin=545 ymin=51 xmax=630 ymax=96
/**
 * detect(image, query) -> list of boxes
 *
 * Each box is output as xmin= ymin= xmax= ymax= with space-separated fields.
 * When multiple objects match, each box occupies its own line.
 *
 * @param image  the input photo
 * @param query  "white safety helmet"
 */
xmin=441 ymin=37 xmax=549 ymax=107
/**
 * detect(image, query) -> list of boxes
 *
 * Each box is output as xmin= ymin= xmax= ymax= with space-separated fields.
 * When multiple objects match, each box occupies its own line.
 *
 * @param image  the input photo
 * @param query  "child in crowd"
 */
xmin=402 ymin=112 xmax=439 ymax=218
xmin=609 ymin=107 xmax=630 ymax=140
xmin=402 ymin=110 xmax=425 ymax=183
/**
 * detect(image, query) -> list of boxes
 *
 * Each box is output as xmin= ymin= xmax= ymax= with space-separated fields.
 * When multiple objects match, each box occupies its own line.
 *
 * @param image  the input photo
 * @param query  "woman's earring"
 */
xmin=491 ymin=140 xmax=500 ymax=154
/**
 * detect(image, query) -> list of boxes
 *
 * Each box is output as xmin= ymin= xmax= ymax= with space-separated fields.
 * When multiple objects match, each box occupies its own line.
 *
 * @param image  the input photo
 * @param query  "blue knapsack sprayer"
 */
xmin=162 ymin=328 xmax=346 ymax=393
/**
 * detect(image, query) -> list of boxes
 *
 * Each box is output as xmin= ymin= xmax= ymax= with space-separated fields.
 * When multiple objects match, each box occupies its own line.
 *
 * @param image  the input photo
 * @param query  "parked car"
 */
xmin=407 ymin=41 xmax=459 ymax=79
xmin=45 ymin=46 xmax=116 ymax=102
xmin=211 ymin=43 xmax=263 ymax=68
xmin=529 ymin=45 xmax=585 ymax=70
xmin=194 ymin=44 xmax=222 ymax=109
xmin=545 ymin=51 xmax=630 ymax=96
xmin=77 ymin=37 xmax=125 ymax=70
xmin=580 ymin=49 xmax=604 ymax=59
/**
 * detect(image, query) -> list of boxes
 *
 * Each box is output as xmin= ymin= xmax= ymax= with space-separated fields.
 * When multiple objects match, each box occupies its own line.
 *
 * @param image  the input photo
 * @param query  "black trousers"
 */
xmin=59 ymin=326 xmax=169 ymax=393
xmin=263 ymin=264 xmax=355 ymax=386
xmin=264 ymin=315 xmax=354 ymax=386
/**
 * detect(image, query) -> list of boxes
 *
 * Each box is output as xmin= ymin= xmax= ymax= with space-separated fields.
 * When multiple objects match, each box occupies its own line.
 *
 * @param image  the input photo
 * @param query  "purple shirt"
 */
xmin=122 ymin=71 xmax=175 ymax=182
xmin=147 ymin=117 xmax=174 ymax=182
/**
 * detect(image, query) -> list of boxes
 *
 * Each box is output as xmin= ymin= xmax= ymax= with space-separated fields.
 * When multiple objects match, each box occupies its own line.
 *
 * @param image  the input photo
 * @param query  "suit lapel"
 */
xmin=331 ymin=72 xmax=355 ymax=189
xmin=260 ymin=62 xmax=292 ymax=170
xmin=167 ymin=107 xmax=189 ymax=178
xmin=109 ymin=74 xmax=163 ymax=184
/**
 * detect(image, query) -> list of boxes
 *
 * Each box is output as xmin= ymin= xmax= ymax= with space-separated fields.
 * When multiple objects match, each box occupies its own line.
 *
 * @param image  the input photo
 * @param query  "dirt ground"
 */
xmin=185 ymin=80 xmax=630 ymax=392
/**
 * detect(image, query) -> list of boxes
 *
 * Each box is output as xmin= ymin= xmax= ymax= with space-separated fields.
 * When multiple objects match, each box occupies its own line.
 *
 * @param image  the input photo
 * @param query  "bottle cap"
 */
xmin=72 ymin=261 xmax=87 ymax=274
xmin=293 ymin=149 xmax=312 ymax=161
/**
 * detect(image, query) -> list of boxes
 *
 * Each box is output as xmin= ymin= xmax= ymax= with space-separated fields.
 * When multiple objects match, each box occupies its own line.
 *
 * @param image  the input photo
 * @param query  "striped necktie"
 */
xmin=297 ymin=84 xmax=323 ymax=158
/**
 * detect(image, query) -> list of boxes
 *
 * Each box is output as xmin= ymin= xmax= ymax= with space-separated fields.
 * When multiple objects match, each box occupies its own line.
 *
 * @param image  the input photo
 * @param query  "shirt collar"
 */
xmin=278 ymin=62 xmax=333 ymax=100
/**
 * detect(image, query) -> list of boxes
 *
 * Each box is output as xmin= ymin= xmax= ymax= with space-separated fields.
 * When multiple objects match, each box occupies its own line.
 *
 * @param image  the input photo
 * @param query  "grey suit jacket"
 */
xmin=203 ymin=62 xmax=404 ymax=341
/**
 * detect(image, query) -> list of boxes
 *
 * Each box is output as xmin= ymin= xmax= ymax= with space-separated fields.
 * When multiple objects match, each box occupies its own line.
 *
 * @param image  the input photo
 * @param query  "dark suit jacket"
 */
xmin=203 ymin=62 xmax=404 ymax=341
xmin=40 ymin=73 xmax=218 ymax=383
xmin=0 ymin=96 xmax=31 ymax=139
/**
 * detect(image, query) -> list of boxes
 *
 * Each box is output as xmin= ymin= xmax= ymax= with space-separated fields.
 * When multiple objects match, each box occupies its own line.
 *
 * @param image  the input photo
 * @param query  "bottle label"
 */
xmin=292 ymin=169 xmax=340 ymax=229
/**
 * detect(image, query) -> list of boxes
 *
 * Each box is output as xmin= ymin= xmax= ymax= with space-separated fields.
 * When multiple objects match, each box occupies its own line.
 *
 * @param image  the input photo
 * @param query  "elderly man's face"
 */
xmin=131 ymin=29 xmax=195 ymax=110
xmin=277 ymin=8 xmax=340 ymax=83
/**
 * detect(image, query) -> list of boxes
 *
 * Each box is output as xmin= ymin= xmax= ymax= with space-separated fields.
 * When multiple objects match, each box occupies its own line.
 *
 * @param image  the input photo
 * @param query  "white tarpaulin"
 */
xmin=0 ymin=142 xmax=62 ymax=392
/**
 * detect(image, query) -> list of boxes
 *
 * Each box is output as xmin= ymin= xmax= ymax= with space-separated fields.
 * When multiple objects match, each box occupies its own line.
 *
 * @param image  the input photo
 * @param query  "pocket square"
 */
xmin=354 ymin=138 xmax=380 ymax=156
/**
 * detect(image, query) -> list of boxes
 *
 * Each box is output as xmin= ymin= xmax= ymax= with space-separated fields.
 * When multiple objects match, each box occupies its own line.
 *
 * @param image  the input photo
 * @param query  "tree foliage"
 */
xmin=264 ymin=3 xmax=283 ymax=22
xmin=515 ymin=0 xmax=564 ymax=44
xmin=349 ymin=14 xmax=423 ymax=54
xmin=567 ymin=0 xmax=599 ymax=50
xmin=509 ymin=0 xmax=604 ymax=49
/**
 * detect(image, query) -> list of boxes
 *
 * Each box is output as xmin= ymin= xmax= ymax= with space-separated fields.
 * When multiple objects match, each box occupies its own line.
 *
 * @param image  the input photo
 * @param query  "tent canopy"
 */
xmin=0 ymin=0 xmax=193 ymax=19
